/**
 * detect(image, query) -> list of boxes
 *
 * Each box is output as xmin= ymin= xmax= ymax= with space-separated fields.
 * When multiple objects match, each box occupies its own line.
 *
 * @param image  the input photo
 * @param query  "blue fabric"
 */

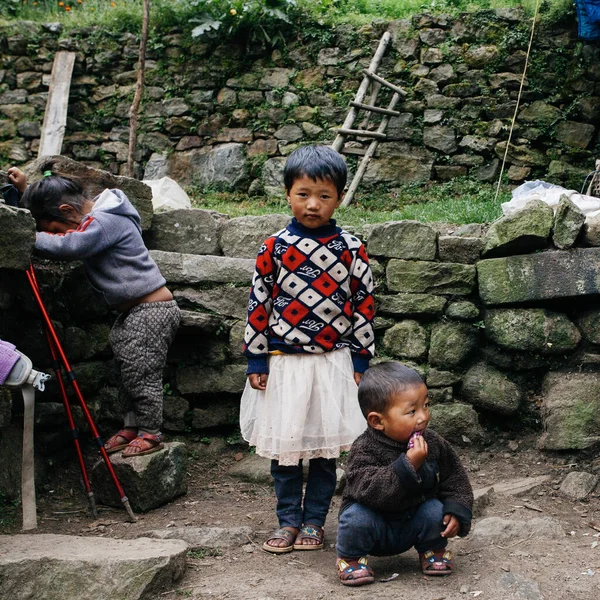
xmin=0 ymin=184 xmax=20 ymax=207
xmin=271 ymin=458 xmax=337 ymax=528
xmin=336 ymin=499 xmax=447 ymax=559
xmin=576 ymin=0 xmax=600 ymax=39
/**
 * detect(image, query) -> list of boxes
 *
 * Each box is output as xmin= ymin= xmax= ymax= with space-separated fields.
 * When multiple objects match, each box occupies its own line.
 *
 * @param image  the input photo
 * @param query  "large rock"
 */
xmin=387 ymin=260 xmax=476 ymax=295
xmin=228 ymin=453 xmax=272 ymax=484
xmin=484 ymin=308 xmax=581 ymax=354
xmin=445 ymin=301 xmax=479 ymax=320
xmin=555 ymin=120 xmax=596 ymax=149
xmin=482 ymin=199 xmax=553 ymax=257
xmin=494 ymin=141 xmax=549 ymax=167
xmin=559 ymin=471 xmax=598 ymax=500
xmin=429 ymin=403 xmax=484 ymax=445
xmin=423 ymin=126 xmax=457 ymax=153
xmin=518 ymin=101 xmax=562 ymax=125
xmin=461 ymin=362 xmax=523 ymax=415
xmin=381 ymin=320 xmax=429 ymax=360
xmin=438 ymin=235 xmax=482 ymax=264
xmin=22 ymin=155 xmax=154 ymax=231
xmin=220 ymin=214 xmax=290 ymax=258
xmin=91 ymin=442 xmax=188 ymax=512
xmin=0 ymin=534 xmax=187 ymax=599
xmin=177 ymin=363 xmax=247 ymax=395
xmin=173 ymin=286 xmax=249 ymax=320
xmin=540 ymin=372 xmax=600 ymax=450
xmin=0 ymin=204 xmax=36 ymax=270
xmin=363 ymin=143 xmax=434 ymax=184
xmin=179 ymin=310 xmax=228 ymax=335
xmin=166 ymin=143 xmax=248 ymax=189
xmin=376 ymin=293 xmax=447 ymax=317
xmin=261 ymin=157 xmax=286 ymax=197
xmin=583 ymin=213 xmax=600 ymax=246
xmin=151 ymin=250 xmax=255 ymax=284
xmin=428 ymin=321 xmax=478 ymax=368
xmin=553 ymin=195 xmax=585 ymax=249
xmin=143 ymin=526 xmax=253 ymax=549
xmin=367 ymin=221 xmax=437 ymax=260
xmin=146 ymin=209 xmax=227 ymax=255
xmin=478 ymin=247 xmax=600 ymax=305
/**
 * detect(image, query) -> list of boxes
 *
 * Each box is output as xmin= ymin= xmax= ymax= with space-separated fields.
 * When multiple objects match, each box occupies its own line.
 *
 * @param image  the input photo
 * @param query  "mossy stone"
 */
xmin=428 ymin=321 xmax=478 ymax=369
xmin=446 ymin=301 xmax=479 ymax=320
xmin=485 ymin=308 xmax=581 ymax=354
xmin=387 ymin=259 xmax=476 ymax=295
xmin=461 ymin=362 xmax=523 ymax=415
xmin=429 ymin=403 xmax=484 ymax=445
xmin=553 ymin=195 xmax=585 ymax=250
xmin=482 ymin=199 xmax=553 ymax=258
xmin=382 ymin=320 xmax=429 ymax=360
xmin=376 ymin=293 xmax=447 ymax=317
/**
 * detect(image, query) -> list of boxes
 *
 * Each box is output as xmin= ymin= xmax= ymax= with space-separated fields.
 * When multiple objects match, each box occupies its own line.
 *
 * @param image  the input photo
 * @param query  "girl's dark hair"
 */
xmin=283 ymin=145 xmax=347 ymax=197
xmin=21 ymin=159 xmax=87 ymax=224
xmin=358 ymin=361 xmax=425 ymax=418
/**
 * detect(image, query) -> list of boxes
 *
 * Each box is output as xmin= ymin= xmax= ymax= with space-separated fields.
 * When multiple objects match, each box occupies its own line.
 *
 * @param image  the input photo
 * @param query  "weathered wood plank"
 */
xmin=38 ymin=52 xmax=76 ymax=158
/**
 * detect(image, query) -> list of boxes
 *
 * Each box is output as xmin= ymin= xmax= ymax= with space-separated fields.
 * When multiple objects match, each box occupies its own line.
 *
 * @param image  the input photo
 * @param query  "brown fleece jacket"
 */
xmin=341 ymin=427 xmax=474 ymax=536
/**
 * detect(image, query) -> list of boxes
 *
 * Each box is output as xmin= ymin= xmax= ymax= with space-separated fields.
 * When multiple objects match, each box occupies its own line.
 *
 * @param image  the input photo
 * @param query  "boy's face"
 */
xmin=368 ymin=383 xmax=430 ymax=444
xmin=286 ymin=175 xmax=342 ymax=229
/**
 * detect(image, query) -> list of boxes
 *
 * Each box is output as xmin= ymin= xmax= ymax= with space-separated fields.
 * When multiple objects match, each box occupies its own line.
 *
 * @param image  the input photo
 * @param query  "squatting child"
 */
xmin=12 ymin=162 xmax=180 ymax=457
xmin=241 ymin=145 xmax=375 ymax=553
xmin=336 ymin=361 xmax=473 ymax=586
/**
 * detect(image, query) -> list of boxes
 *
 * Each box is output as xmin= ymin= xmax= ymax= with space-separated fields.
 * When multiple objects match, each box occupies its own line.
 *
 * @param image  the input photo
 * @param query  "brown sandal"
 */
xmin=104 ymin=429 xmax=137 ymax=454
xmin=337 ymin=557 xmax=375 ymax=586
xmin=420 ymin=549 xmax=454 ymax=576
xmin=122 ymin=432 xmax=164 ymax=457
xmin=262 ymin=527 xmax=297 ymax=554
xmin=293 ymin=524 xmax=324 ymax=550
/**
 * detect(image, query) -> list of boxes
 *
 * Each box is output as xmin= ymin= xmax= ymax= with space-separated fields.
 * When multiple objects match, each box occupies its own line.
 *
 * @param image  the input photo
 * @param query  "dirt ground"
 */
xmin=3 ymin=432 xmax=600 ymax=600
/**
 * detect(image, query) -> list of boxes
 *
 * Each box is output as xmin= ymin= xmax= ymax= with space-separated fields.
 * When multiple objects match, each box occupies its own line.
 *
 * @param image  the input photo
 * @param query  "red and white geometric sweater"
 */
xmin=244 ymin=218 xmax=375 ymax=375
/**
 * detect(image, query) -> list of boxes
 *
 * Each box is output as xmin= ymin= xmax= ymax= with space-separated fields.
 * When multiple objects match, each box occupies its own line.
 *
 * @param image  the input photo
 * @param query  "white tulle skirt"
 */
xmin=240 ymin=348 xmax=367 ymax=466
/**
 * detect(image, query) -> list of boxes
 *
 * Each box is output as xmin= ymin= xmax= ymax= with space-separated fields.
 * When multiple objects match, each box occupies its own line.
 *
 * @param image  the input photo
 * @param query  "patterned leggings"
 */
xmin=109 ymin=300 xmax=180 ymax=432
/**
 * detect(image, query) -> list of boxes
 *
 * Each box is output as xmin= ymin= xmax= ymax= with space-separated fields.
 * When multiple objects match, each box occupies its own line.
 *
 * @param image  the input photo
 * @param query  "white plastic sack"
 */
xmin=502 ymin=179 xmax=600 ymax=220
xmin=142 ymin=176 xmax=191 ymax=212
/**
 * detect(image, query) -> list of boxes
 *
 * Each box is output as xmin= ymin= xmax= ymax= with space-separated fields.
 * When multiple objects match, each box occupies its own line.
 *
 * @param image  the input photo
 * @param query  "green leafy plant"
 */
xmin=189 ymin=0 xmax=298 ymax=47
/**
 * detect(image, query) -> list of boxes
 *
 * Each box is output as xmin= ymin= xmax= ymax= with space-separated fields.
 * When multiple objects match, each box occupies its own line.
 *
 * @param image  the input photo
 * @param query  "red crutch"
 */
xmin=26 ymin=264 xmax=136 ymax=522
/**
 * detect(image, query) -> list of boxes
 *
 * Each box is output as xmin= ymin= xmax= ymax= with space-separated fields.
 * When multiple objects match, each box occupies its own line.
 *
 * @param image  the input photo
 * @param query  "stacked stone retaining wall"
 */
xmin=1 ymin=8 xmax=599 ymax=193
xmin=3 ymin=166 xmax=600 ymax=502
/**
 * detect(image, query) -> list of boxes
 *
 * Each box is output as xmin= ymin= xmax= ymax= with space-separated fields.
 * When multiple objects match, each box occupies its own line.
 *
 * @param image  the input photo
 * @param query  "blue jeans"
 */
xmin=336 ymin=499 xmax=447 ymax=559
xmin=271 ymin=458 xmax=337 ymax=528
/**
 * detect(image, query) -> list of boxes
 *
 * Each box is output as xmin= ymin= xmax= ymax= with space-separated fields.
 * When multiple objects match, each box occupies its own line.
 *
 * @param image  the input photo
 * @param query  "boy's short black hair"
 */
xmin=358 ymin=361 xmax=425 ymax=418
xmin=283 ymin=145 xmax=347 ymax=197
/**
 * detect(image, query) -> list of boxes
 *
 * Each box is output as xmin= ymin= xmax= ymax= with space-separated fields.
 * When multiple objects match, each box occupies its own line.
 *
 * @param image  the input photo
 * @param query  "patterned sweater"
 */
xmin=243 ymin=218 xmax=375 ymax=375
xmin=341 ymin=428 xmax=474 ymax=536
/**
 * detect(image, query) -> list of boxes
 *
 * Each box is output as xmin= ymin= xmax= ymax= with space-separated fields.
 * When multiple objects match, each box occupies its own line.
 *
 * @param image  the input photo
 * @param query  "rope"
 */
xmin=494 ymin=0 xmax=542 ymax=203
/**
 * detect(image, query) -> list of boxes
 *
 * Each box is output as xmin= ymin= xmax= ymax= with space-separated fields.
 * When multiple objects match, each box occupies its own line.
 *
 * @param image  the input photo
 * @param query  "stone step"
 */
xmin=91 ymin=442 xmax=188 ymax=513
xmin=142 ymin=526 xmax=253 ymax=550
xmin=0 ymin=534 xmax=188 ymax=599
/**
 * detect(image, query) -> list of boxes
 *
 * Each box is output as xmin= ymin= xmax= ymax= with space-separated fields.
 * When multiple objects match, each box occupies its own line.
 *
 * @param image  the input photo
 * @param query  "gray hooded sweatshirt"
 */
xmin=35 ymin=189 xmax=166 ymax=308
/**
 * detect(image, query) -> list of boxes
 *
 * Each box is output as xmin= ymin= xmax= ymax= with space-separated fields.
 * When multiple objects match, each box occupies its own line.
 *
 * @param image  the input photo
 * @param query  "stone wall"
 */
xmin=3 ymin=165 xmax=600 ymax=495
xmin=1 ymin=9 xmax=599 ymax=193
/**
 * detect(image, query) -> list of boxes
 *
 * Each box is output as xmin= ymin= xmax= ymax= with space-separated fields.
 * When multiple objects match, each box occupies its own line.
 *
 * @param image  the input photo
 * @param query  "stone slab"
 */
xmin=142 ymin=526 xmax=253 ymax=549
xmin=146 ymin=208 xmax=227 ymax=255
xmin=367 ymin=221 xmax=437 ymax=260
xmin=387 ymin=259 xmax=476 ymax=295
xmin=219 ymin=214 xmax=290 ymax=259
xmin=478 ymin=248 xmax=600 ymax=305
xmin=174 ymin=286 xmax=249 ymax=320
xmin=151 ymin=250 xmax=255 ymax=284
xmin=473 ymin=475 xmax=551 ymax=498
xmin=376 ymin=293 xmax=447 ymax=316
xmin=0 ymin=534 xmax=187 ymax=599
xmin=471 ymin=517 xmax=565 ymax=540
xmin=177 ymin=363 xmax=247 ymax=395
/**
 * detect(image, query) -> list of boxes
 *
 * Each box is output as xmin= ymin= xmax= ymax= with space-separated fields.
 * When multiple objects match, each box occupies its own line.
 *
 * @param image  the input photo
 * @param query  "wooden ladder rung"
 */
xmin=350 ymin=101 xmax=401 ymax=117
xmin=363 ymin=70 xmax=407 ymax=96
xmin=337 ymin=128 xmax=387 ymax=140
xmin=341 ymin=146 xmax=368 ymax=156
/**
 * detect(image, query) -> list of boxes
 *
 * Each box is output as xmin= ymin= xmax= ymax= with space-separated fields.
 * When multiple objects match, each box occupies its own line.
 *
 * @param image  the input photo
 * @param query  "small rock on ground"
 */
xmin=142 ymin=526 xmax=253 ymax=549
xmin=559 ymin=471 xmax=599 ymax=500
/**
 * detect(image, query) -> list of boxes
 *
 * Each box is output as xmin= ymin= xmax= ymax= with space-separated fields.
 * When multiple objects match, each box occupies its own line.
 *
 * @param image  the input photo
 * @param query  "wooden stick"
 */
xmin=127 ymin=0 xmax=150 ymax=177
xmin=337 ymin=128 xmax=387 ymax=140
xmin=351 ymin=101 xmax=401 ymax=117
xmin=362 ymin=69 xmax=408 ymax=96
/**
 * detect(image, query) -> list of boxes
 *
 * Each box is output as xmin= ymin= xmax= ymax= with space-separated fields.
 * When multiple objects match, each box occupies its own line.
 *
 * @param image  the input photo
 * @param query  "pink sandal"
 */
xmin=122 ymin=432 xmax=164 ymax=457
xmin=104 ymin=429 xmax=137 ymax=454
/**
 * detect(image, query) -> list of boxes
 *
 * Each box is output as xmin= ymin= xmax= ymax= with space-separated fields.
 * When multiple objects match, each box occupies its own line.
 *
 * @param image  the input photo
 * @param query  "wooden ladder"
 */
xmin=332 ymin=32 xmax=407 ymax=207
